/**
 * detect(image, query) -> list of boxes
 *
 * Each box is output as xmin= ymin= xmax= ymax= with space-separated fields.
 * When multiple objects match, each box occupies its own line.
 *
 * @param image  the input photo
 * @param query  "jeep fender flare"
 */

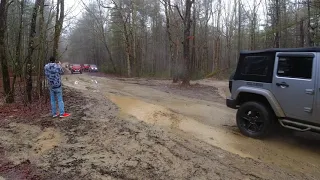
xmin=234 ymin=86 xmax=285 ymax=117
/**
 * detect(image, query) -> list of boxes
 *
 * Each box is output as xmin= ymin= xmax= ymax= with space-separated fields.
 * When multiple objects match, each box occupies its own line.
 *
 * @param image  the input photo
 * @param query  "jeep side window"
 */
xmin=277 ymin=56 xmax=313 ymax=79
xmin=241 ymin=56 xmax=269 ymax=76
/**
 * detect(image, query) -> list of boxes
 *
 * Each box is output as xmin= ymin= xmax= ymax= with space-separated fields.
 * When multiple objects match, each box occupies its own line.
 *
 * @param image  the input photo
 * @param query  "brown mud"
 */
xmin=77 ymin=74 xmax=320 ymax=178
xmin=0 ymin=72 xmax=319 ymax=179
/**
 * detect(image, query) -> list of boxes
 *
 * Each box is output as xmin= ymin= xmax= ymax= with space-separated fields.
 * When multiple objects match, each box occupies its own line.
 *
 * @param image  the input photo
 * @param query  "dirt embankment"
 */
xmin=0 ymin=83 xmax=316 ymax=180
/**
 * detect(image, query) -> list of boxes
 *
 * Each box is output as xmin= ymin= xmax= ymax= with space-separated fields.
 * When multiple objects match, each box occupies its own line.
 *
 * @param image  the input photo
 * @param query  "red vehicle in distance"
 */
xmin=71 ymin=64 xmax=82 ymax=74
xmin=82 ymin=64 xmax=90 ymax=71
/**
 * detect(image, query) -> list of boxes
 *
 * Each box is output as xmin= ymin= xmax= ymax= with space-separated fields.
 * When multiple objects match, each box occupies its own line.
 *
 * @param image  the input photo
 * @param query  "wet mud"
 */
xmin=107 ymin=93 xmax=320 ymax=177
xmin=0 ymin=73 xmax=319 ymax=179
xmin=86 ymin=75 xmax=320 ymax=178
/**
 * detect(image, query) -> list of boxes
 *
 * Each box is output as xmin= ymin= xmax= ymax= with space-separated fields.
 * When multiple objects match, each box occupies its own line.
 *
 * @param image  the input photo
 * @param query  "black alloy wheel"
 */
xmin=236 ymin=101 xmax=274 ymax=139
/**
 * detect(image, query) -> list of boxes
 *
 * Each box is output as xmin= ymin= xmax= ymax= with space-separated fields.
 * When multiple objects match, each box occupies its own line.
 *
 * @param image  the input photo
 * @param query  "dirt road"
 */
xmin=1 ymin=72 xmax=320 ymax=179
xmin=66 ymin=73 xmax=320 ymax=177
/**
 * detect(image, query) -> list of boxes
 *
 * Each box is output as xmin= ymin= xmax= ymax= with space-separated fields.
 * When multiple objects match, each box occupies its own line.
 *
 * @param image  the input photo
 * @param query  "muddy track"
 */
xmin=41 ymin=88 xmax=315 ymax=179
xmin=0 ymin=74 xmax=319 ymax=179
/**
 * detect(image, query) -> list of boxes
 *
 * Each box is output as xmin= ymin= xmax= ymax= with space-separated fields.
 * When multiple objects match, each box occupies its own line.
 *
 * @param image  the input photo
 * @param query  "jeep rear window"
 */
xmin=277 ymin=56 xmax=313 ymax=79
xmin=241 ymin=56 xmax=269 ymax=76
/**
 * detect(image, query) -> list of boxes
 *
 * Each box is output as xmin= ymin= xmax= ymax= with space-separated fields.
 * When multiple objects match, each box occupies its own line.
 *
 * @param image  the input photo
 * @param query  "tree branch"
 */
xmin=174 ymin=5 xmax=184 ymax=21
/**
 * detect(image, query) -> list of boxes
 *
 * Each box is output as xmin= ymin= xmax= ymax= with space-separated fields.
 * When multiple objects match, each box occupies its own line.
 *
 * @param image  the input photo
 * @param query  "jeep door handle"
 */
xmin=306 ymin=89 xmax=314 ymax=95
xmin=276 ymin=82 xmax=289 ymax=88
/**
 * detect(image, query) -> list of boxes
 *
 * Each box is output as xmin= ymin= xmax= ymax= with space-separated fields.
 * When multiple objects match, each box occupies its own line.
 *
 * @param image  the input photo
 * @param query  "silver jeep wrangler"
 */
xmin=227 ymin=47 xmax=320 ymax=138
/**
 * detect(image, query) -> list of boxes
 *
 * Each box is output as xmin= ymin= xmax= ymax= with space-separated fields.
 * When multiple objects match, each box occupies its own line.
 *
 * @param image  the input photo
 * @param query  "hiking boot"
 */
xmin=60 ymin=113 xmax=70 ymax=118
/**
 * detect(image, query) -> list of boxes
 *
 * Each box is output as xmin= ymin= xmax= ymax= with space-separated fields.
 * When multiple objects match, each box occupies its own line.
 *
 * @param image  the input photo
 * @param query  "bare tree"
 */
xmin=110 ymin=0 xmax=132 ymax=77
xmin=12 ymin=0 xmax=25 ymax=93
xmin=275 ymin=0 xmax=280 ymax=48
xmin=82 ymin=0 xmax=118 ymax=73
xmin=181 ymin=0 xmax=195 ymax=85
xmin=0 ymin=0 xmax=13 ymax=103
xmin=53 ymin=0 xmax=65 ymax=58
xmin=238 ymin=0 xmax=242 ymax=56
xmin=306 ymin=0 xmax=313 ymax=46
xmin=25 ymin=0 xmax=41 ymax=102
xmin=213 ymin=0 xmax=222 ymax=72
xmin=190 ymin=2 xmax=196 ymax=77
xmin=37 ymin=0 xmax=45 ymax=98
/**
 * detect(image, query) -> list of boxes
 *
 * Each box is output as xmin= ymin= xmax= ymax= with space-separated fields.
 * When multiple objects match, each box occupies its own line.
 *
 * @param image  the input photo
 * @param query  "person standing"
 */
xmin=44 ymin=56 xmax=70 ymax=118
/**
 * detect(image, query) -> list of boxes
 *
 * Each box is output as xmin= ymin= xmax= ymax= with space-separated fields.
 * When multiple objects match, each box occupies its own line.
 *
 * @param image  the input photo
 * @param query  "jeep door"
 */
xmin=272 ymin=52 xmax=316 ymax=122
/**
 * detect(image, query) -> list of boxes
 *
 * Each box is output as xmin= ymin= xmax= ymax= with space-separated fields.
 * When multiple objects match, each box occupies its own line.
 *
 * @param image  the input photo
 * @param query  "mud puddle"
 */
xmin=107 ymin=93 xmax=320 ymax=176
xmin=33 ymin=128 xmax=62 ymax=155
xmin=107 ymin=94 xmax=251 ymax=157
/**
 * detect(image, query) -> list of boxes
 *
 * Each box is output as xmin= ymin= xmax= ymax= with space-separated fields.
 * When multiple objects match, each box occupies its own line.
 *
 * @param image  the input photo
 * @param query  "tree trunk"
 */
xmin=100 ymin=23 xmax=117 ymax=73
xmin=25 ymin=0 xmax=40 ymax=102
xmin=295 ymin=0 xmax=299 ymax=47
xmin=96 ymin=3 xmax=117 ymax=73
xmin=0 ymin=0 xmax=13 ymax=103
xmin=172 ymin=39 xmax=180 ymax=83
xmin=114 ymin=1 xmax=131 ymax=77
xmin=282 ymin=0 xmax=288 ymax=47
xmin=125 ymin=42 xmax=131 ymax=77
xmin=37 ymin=0 xmax=45 ymax=98
xmin=164 ymin=0 xmax=176 ymax=81
xmin=122 ymin=15 xmax=131 ymax=77
xmin=203 ymin=0 xmax=210 ymax=73
xmin=306 ymin=0 xmax=313 ymax=47
xmin=274 ymin=0 xmax=280 ymax=48
xmin=181 ymin=0 xmax=194 ymax=85
xmin=251 ymin=0 xmax=257 ymax=50
xmin=213 ymin=0 xmax=222 ymax=72
xmin=12 ymin=0 xmax=25 ymax=100
xmin=237 ymin=0 xmax=241 ymax=57
xmin=131 ymin=0 xmax=137 ymax=76
xmin=191 ymin=3 xmax=196 ymax=79
xmin=300 ymin=19 xmax=305 ymax=47
xmin=52 ymin=0 xmax=64 ymax=58
xmin=124 ymin=25 xmax=131 ymax=77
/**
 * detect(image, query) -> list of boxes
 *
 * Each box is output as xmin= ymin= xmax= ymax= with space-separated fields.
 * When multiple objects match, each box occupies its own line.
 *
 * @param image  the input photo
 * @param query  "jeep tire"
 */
xmin=236 ymin=101 xmax=274 ymax=139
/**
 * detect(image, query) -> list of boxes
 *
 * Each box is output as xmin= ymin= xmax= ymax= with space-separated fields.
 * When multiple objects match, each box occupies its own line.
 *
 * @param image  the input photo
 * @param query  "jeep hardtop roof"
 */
xmin=234 ymin=47 xmax=320 ymax=83
xmin=240 ymin=47 xmax=320 ymax=55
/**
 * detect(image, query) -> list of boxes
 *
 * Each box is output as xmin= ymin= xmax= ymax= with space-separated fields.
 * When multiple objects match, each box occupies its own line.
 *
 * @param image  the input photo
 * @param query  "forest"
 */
xmin=1 ymin=0 xmax=320 ymax=104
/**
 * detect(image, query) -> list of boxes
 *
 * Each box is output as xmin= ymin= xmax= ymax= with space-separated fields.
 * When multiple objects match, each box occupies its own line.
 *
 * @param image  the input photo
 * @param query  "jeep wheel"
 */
xmin=236 ymin=101 xmax=274 ymax=139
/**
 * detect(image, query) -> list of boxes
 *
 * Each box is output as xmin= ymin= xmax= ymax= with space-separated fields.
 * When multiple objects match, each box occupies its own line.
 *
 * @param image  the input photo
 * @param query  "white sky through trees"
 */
xmin=63 ymin=0 xmax=267 ymax=34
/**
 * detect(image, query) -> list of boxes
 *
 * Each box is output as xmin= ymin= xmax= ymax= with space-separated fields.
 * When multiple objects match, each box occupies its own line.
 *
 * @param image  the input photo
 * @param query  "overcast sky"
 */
xmin=62 ymin=0 xmax=267 ymax=33
xmin=62 ymin=0 xmax=86 ymax=35
xmin=65 ymin=0 xmax=82 ymax=17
